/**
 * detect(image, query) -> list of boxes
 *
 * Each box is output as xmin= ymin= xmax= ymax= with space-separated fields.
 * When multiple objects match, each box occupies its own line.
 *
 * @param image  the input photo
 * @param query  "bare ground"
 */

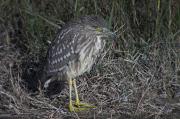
xmin=0 ymin=0 xmax=180 ymax=119
xmin=0 ymin=28 xmax=180 ymax=119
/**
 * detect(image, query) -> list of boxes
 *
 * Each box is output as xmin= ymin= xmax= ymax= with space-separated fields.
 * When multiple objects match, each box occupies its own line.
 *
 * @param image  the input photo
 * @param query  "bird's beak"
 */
xmin=109 ymin=32 xmax=117 ymax=41
xmin=103 ymin=28 xmax=117 ymax=48
xmin=103 ymin=28 xmax=117 ymax=40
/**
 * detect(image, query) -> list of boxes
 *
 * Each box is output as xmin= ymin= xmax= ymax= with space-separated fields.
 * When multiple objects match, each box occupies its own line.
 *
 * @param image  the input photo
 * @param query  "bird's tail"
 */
xmin=21 ymin=61 xmax=42 ymax=93
xmin=21 ymin=57 xmax=66 ymax=97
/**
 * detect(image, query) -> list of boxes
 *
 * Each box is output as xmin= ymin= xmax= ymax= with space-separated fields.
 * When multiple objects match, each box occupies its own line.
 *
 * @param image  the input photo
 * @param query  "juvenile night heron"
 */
xmin=42 ymin=15 xmax=116 ymax=112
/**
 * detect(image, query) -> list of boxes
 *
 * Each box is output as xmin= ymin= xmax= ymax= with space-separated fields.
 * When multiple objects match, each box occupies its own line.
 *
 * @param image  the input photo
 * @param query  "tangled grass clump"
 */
xmin=0 ymin=0 xmax=180 ymax=119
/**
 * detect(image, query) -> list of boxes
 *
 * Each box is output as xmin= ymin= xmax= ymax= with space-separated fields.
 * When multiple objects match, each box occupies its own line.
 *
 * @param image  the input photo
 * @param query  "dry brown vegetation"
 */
xmin=0 ymin=0 xmax=180 ymax=119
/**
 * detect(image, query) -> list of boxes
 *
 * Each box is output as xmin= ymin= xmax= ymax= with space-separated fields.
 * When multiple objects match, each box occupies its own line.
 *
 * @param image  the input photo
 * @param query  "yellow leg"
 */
xmin=72 ymin=79 xmax=96 ymax=108
xmin=68 ymin=78 xmax=96 ymax=112
xmin=73 ymin=79 xmax=80 ymax=106
xmin=68 ymin=79 xmax=73 ymax=112
xmin=68 ymin=79 xmax=87 ymax=112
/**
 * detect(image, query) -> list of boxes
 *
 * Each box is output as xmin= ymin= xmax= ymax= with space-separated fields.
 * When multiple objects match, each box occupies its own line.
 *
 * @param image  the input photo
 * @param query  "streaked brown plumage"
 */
xmin=42 ymin=15 xmax=116 ymax=112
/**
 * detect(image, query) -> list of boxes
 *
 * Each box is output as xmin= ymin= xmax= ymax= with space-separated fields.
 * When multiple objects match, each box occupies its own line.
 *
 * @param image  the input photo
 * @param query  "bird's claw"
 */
xmin=69 ymin=102 xmax=96 ymax=112
xmin=74 ymin=102 xmax=96 ymax=108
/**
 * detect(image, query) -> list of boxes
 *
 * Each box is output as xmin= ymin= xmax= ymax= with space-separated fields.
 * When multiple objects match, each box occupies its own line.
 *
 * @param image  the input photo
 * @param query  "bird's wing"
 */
xmin=46 ymin=26 xmax=81 ymax=76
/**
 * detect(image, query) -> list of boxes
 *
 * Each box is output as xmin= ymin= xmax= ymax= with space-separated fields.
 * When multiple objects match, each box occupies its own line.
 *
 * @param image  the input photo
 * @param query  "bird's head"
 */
xmin=78 ymin=15 xmax=117 ymax=45
xmin=95 ymin=27 xmax=116 ymax=41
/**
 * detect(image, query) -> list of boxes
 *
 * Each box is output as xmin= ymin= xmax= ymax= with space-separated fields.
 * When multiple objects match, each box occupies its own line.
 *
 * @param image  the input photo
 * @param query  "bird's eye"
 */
xmin=95 ymin=27 xmax=103 ymax=32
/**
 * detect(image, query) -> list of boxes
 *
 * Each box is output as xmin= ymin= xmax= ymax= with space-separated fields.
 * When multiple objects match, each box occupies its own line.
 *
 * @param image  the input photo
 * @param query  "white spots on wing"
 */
xmin=58 ymin=30 xmax=64 ymax=38
xmin=51 ymin=60 xmax=54 ymax=64
xmin=72 ymin=33 xmax=79 ymax=44
xmin=74 ymin=33 xmax=79 ymax=40
xmin=56 ymin=51 xmax=58 ymax=56
xmin=68 ymin=39 xmax=75 ymax=49
xmin=50 ymin=69 xmax=55 ymax=73
xmin=49 ymin=65 xmax=65 ymax=73
xmin=58 ymin=67 xmax=65 ymax=72
xmin=60 ymin=48 xmax=62 ymax=52
xmin=69 ymin=42 xmax=71 ymax=46
xmin=58 ymin=58 xmax=60 ymax=62
xmin=72 ymin=40 xmax=75 ymax=44
xmin=51 ymin=59 xmax=58 ymax=65
xmin=52 ymin=53 xmax=55 ymax=57
xmin=57 ymin=28 xmax=73 ymax=44
xmin=61 ymin=29 xmax=72 ymax=39
xmin=66 ymin=52 xmax=71 ymax=57
xmin=64 ymin=55 xmax=67 ymax=59
xmin=63 ymin=44 xmax=66 ymax=50
xmin=77 ymin=36 xmax=83 ymax=44
xmin=52 ymin=52 xmax=72 ymax=63
xmin=48 ymin=60 xmax=50 ymax=64
xmin=57 ymin=51 xmax=60 ymax=55
xmin=71 ymin=50 xmax=74 ymax=54
xmin=56 ymin=47 xmax=59 ymax=52
xmin=55 ymin=59 xmax=57 ymax=64
xmin=67 ymin=44 xmax=69 ymax=47
xmin=58 ymin=48 xmax=62 ymax=54
xmin=70 ymin=46 xmax=74 ymax=54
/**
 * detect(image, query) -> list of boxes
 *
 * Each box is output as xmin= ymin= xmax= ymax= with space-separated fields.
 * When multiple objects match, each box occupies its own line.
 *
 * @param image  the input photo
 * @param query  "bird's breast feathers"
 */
xmin=67 ymin=36 xmax=105 ymax=78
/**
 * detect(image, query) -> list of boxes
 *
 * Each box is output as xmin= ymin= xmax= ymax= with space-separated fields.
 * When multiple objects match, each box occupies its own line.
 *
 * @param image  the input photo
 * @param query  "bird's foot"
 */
xmin=69 ymin=101 xmax=96 ymax=112
xmin=74 ymin=102 xmax=96 ymax=108
xmin=69 ymin=105 xmax=89 ymax=112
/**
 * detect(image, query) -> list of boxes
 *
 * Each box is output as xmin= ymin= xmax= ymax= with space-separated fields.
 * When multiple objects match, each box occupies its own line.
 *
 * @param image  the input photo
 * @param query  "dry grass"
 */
xmin=0 ymin=0 xmax=180 ymax=119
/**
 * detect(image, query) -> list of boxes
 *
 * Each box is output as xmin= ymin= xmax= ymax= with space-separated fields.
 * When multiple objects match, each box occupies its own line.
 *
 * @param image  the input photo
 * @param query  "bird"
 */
xmin=41 ymin=15 xmax=116 ymax=112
